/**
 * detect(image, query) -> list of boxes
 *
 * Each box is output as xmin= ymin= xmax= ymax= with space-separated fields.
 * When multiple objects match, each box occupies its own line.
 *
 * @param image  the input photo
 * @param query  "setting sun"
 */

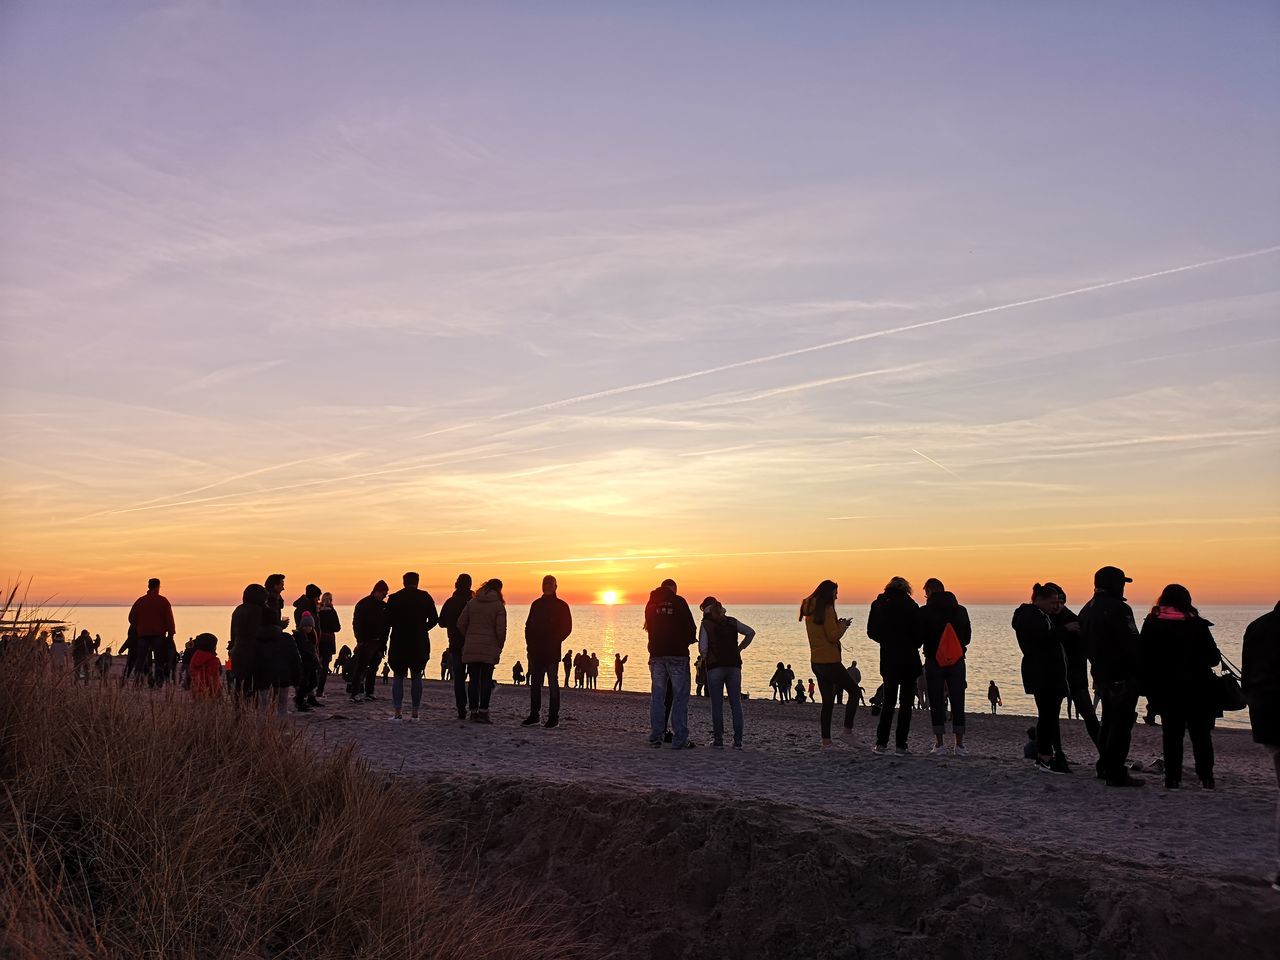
xmin=598 ymin=590 xmax=623 ymax=605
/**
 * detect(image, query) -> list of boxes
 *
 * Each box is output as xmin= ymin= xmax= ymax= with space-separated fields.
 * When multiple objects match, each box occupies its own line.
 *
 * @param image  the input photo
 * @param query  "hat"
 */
xmin=298 ymin=611 xmax=316 ymax=630
xmin=1094 ymin=566 xmax=1133 ymax=589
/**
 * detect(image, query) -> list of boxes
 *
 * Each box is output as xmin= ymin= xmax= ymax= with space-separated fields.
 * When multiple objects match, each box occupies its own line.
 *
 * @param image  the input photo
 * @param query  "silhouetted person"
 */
xmin=794 ymin=679 xmax=806 ymax=703
xmin=265 ymin=573 xmax=287 ymax=628
xmin=868 ymin=576 xmax=921 ymax=755
xmin=349 ymin=580 xmax=389 ymax=703
xmin=316 ymin=592 xmax=341 ymax=698
xmin=1049 ymin=583 xmax=1099 ymax=744
xmin=523 ymin=575 xmax=572 ymax=728
xmin=459 ymin=579 xmax=506 ymax=723
xmin=437 ymin=574 xmax=474 ymax=720
xmin=645 ymin=579 xmax=696 ymax=748
xmin=613 ymin=652 xmax=628 ymax=691
xmin=1081 ymin=565 xmax=1144 ymax=787
xmin=1023 ymin=726 xmax=1040 ymax=761
xmin=562 ymin=649 xmax=573 ymax=686
xmin=512 ymin=661 xmax=525 ymax=685
xmin=770 ymin=662 xmax=786 ymax=700
xmin=230 ymin=583 xmax=266 ymax=700
xmin=334 ymin=645 xmax=353 ymax=688
xmin=988 ymin=681 xmax=1002 ymax=714
xmin=699 ymin=597 xmax=755 ymax=749
xmin=72 ymin=629 xmax=95 ymax=683
xmin=1241 ymin=601 xmax=1280 ymax=891
xmin=919 ymin=579 xmax=971 ymax=757
xmin=189 ymin=633 xmax=221 ymax=699
xmin=1014 ymin=583 xmax=1070 ymax=773
xmin=292 ymin=612 xmax=321 ymax=712
xmin=1141 ymin=584 xmax=1222 ymax=789
xmin=801 ymin=580 xmax=860 ymax=748
xmin=694 ymin=656 xmax=706 ymax=698
xmin=383 ymin=572 xmax=439 ymax=721
xmin=127 ymin=578 xmax=175 ymax=687
xmin=440 ymin=648 xmax=450 ymax=680
xmin=589 ymin=652 xmax=600 ymax=690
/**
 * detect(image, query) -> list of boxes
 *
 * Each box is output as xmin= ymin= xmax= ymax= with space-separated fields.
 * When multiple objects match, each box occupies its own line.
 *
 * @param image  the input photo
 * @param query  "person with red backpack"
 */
xmin=918 ymin=579 xmax=972 ymax=756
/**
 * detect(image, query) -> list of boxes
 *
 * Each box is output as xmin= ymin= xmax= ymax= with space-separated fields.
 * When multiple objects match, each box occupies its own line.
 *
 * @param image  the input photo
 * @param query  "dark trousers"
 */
xmin=467 ymin=662 xmax=495 ymax=710
xmin=450 ymin=646 xmax=468 ymax=717
xmin=349 ymin=642 xmax=382 ymax=698
xmin=317 ymin=652 xmax=333 ymax=695
xmin=875 ymin=676 xmax=916 ymax=749
xmin=528 ymin=657 xmax=560 ymax=721
xmin=1069 ymin=685 xmax=1101 ymax=744
xmin=1097 ymin=680 xmax=1140 ymax=780
xmin=813 ymin=662 xmax=859 ymax=739
xmin=1033 ymin=691 xmax=1064 ymax=757
xmin=1161 ymin=704 xmax=1214 ymax=784
xmin=924 ymin=659 xmax=967 ymax=735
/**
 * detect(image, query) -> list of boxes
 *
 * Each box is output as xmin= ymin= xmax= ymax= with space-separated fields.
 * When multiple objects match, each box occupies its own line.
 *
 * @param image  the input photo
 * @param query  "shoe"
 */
xmin=1105 ymin=773 xmax=1146 ymax=788
xmin=1200 ymin=777 xmax=1215 ymax=790
xmin=1050 ymin=755 xmax=1071 ymax=774
xmin=349 ymin=695 xmax=364 ymax=704
xmin=649 ymin=740 xmax=662 ymax=748
xmin=307 ymin=696 xmax=323 ymax=707
xmin=663 ymin=731 xmax=674 ymax=743
xmin=1034 ymin=758 xmax=1058 ymax=774
xmin=477 ymin=711 xmax=492 ymax=724
xmin=410 ymin=713 xmax=419 ymax=721
xmin=521 ymin=716 xmax=540 ymax=727
xmin=733 ymin=741 xmax=743 ymax=750
xmin=928 ymin=743 xmax=949 ymax=756
xmin=390 ymin=715 xmax=402 ymax=723
xmin=894 ymin=746 xmax=910 ymax=756
xmin=871 ymin=744 xmax=887 ymax=755
xmin=953 ymin=745 xmax=969 ymax=758
xmin=1165 ymin=779 xmax=1181 ymax=789
xmin=1095 ymin=762 xmax=1107 ymax=780
xmin=713 ymin=741 xmax=724 ymax=749
xmin=674 ymin=741 xmax=696 ymax=750
xmin=294 ymin=701 xmax=312 ymax=713
xmin=469 ymin=712 xmax=480 ymax=723
xmin=544 ymin=717 xmax=559 ymax=729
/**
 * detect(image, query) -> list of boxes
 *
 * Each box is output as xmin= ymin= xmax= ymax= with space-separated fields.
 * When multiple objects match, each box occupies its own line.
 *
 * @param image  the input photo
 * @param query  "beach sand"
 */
xmin=305 ymin=680 xmax=1278 ymax=957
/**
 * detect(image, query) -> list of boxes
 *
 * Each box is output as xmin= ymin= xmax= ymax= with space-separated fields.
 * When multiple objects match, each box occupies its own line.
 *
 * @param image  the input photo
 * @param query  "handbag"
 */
xmin=1214 ymin=672 xmax=1247 ymax=712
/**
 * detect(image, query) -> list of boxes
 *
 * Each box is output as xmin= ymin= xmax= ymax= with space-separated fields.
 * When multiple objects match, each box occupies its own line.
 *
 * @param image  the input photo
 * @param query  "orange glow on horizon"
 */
xmin=597 ymin=590 xmax=623 ymax=605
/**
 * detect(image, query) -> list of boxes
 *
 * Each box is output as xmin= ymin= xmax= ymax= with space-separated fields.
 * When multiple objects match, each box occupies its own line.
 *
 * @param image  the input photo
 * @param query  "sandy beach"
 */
xmin=303 ymin=680 xmax=1279 ymax=957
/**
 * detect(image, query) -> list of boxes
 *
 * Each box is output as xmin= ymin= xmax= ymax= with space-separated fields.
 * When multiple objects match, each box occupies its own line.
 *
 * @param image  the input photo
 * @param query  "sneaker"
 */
xmin=871 ymin=744 xmax=888 ymax=755
xmin=676 ymin=741 xmax=697 ymax=749
xmin=1200 ymin=777 xmax=1215 ymax=790
xmin=953 ymin=745 xmax=969 ymax=758
xmin=732 ymin=741 xmax=743 ymax=750
xmin=1034 ymin=758 xmax=1057 ymax=773
xmin=308 ymin=696 xmax=324 ymax=707
xmin=544 ymin=717 xmax=559 ymax=729
xmin=349 ymin=695 xmax=364 ymax=704
xmin=649 ymin=739 xmax=662 ymax=748
xmin=410 ymin=713 xmax=419 ymax=721
xmin=521 ymin=716 xmax=541 ymax=727
xmin=894 ymin=746 xmax=910 ymax=756
xmin=1049 ymin=754 xmax=1070 ymax=774
xmin=1165 ymin=779 xmax=1181 ymax=789
xmin=469 ymin=712 xmax=480 ymax=723
xmin=1105 ymin=773 xmax=1146 ymax=788
xmin=928 ymin=743 xmax=950 ymax=756
xmin=390 ymin=715 xmax=402 ymax=723
xmin=477 ymin=710 xmax=492 ymax=725
xmin=713 ymin=741 xmax=724 ymax=750
xmin=663 ymin=731 xmax=674 ymax=743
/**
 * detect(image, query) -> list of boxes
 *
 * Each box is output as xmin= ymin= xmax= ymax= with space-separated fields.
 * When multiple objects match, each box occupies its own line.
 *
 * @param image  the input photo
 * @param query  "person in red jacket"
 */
xmin=189 ymin=633 xmax=222 ymax=699
xmin=126 ymin=578 xmax=175 ymax=686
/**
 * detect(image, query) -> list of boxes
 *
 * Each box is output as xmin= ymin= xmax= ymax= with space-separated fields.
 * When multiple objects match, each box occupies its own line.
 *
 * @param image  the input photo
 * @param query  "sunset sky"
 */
xmin=2 ymin=1 xmax=1278 ymax=606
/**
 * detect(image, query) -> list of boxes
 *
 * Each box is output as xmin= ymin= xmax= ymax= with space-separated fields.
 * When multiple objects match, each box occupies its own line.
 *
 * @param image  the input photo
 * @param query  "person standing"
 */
xmin=1241 ymin=601 xmax=1280 ymax=892
xmin=349 ymin=580 xmax=389 ymax=703
xmin=316 ymin=592 xmax=341 ymax=698
xmin=383 ymin=572 xmax=439 ymax=721
xmin=613 ymin=652 xmax=628 ymax=691
xmin=694 ymin=656 xmax=707 ymax=698
xmin=1140 ymin=585 xmax=1222 ymax=789
xmin=458 ymin=579 xmax=507 ymax=723
xmin=1049 ymin=583 xmax=1099 ymax=745
xmin=71 ymin=629 xmax=95 ymax=684
xmin=800 ymin=580 xmax=861 ymax=748
xmin=1013 ymin=584 xmax=1071 ymax=773
xmin=230 ymin=583 xmax=267 ymax=701
xmin=589 ymin=652 xmax=600 ymax=690
xmin=126 ymin=578 xmax=175 ymax=687
xmin=523 ymin=575 xmax=572 ymax=728
xmin=265 ymin=574 xmax=287 ymax=628
xmin=770 ymin=662 xmax=786 ymax=700
xmin=988 ymin=681 xmax=1002 ymax=714
xmin=919 ymin=579 xmax=972 ymax=757
xmin=867 ymin=577 xmax=921 ymax=755
xmin=1080 ymin=565 xmax=1144 ymax=787
xmin=644 ymin=579 xmax=697 ymax=749
xmin=292 ymin=612 xmax=321 ymax=712
xmin=562 ymin=649 xmax=573 ymax=687
xmin=698 ymin=597 xmax=755 ymax=749
xmin=437 ymin=574 xmax=474 ymax=720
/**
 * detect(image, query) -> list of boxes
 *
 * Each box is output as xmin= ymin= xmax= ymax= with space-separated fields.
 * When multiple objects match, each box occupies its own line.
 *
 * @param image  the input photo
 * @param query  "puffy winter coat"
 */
xmin=459 ymin=588 xmax=507 ymax=665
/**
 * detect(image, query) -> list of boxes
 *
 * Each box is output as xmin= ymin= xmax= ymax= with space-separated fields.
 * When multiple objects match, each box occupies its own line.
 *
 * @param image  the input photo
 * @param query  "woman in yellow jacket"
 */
xmin=801 ymin=580 xmax=861 ymax=747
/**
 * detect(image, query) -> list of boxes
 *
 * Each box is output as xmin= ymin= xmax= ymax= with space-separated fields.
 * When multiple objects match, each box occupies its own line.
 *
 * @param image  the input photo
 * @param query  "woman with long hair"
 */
xmin=1013 ymin=583 xmax=1070 ymax=773
xmin=800 ymin=580 xmax=861 ymax=748
xmin=316 ymin=591 xmax=341 ymax=698
xmin=1140 ymin=584 xmax=1222 ymax=788
xmin=867 ymin=577 xmax=921 ymax=755
xmin=459 ymin=579 xmax=507 ymax=723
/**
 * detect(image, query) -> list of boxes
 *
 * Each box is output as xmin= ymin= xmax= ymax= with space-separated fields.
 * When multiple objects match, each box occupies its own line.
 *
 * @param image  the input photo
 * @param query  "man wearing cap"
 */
xmin=1080 ymin=566 xmax=1144 ymax=787
xmin=349 ymin=580 xmax=389 ymax=703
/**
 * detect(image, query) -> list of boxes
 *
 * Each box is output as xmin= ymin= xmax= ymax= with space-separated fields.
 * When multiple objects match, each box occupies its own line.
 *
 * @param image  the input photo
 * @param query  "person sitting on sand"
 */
xmin=987 ymin=681 xmax=1002 ymax=715
xmin=1023 ymin=726 xmax=1039 ymax=760
xmin=613 ymin=652 xmax=628 ymax=691
xmin=794 ymin=679 xmax=806 ymax=703
xmin=698 ymin=596 xmax=755 ymax=749
xmin=1240 ymin=600 xmax=1280 ymax=891
xmin=189 ymin=633 xmax=222 ymax=699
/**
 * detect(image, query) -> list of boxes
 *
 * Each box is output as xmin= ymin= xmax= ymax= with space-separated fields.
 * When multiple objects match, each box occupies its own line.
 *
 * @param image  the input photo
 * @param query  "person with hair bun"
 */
xmin=1013 ymin=583 xmax=1071 ymax=773
xmin=1140 ymin=584 xmax=1222 ymax=789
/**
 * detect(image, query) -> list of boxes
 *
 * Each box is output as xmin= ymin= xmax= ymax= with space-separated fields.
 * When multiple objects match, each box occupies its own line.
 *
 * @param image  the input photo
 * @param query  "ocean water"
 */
xmin=61 ymin=602 xmax=1269 ymax=728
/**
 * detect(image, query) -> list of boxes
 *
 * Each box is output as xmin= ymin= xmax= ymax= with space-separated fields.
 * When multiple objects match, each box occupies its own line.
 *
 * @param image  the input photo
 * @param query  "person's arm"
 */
xmin=496 ymin=605 xmax=507 ymax=651
xmin=164 ymin=598 xmax=176 ymax=640
xmin=524 ymin=601 xmax=535 ymax=643
xmin=457 ymin=602 xmax=471 ymax=637
xmin=698 ymin=622 xmax=710 ymax=659
xmin=736 ymin=620 xmax=755 ymax=651
xmin=424 ymin=597 xmax=440 ymax=632
xmin=1203 ymin=623 xmax=1222 ymax=670
xmin=562 ymin=601 xmax=573 ymax=642
xmin=957 ymin=606 xmax=972 ymax=647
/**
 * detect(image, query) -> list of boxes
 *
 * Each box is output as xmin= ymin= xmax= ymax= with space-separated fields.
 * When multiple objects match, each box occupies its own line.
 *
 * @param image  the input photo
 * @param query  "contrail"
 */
xmin=911 ymin=448 xmax=963 ymax=480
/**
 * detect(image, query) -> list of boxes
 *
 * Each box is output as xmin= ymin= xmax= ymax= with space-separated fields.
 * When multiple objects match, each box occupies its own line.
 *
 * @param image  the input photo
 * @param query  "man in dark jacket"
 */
xmin=918 ymin=579 xmax=971 ymax=756
xmin=523 ymin=575 xmax=573 ymax=728
xmin=1241 ymin=601 xmax=1280 ymax=891
xmin=1080 ymin=565 xmax=1143 ymax=787
xmin=867 ymin=577 xmax=921 ymax=754
xmin=436 ymin=573 xmax=474 ymax=720
xmin=349 ymin=580 xmax=389 ymax=703
xmin=644 ymin=579 xmax=697 ymax=748
xmin=382 ymin=572 xmax=439 ymax=720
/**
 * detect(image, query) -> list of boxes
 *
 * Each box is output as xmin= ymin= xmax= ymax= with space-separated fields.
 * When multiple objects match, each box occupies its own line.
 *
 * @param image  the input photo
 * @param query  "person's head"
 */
xmin=455 ymin=573 xmax=472 ymax=593
xmin=851 ymin=660 xmax=857 ymax=667
xmin=777 ymin=661 xmax=784 ymax=670
xmin=700 ymin=596 xmax=724 ymax=620
xmin=265 ymin=573 xmax=285 ymax=595
xmin=242 ymin=583 xmax=269 ymax=606
xmin=542 ymin=575 xmax=557 ymax=597
xmin=660 ymin=578 xmax=677 ymax=593
xmin=305 ymin=583 xmax=321 ymax=600
xmin=923 ymin=577 xmax=945 ymax=597
xmin=297 ymin=611 xmax=315 ymax=633
xmin=319 ymin=591 xmax=333 ymax=609
xmin=1155 ymin=583 xmax=1198 ymax=618
xmin=1043 ymin=582 xmax=1066 ymax=615
xmin=1093 ymin=565 xmax=1132 ymax=596
xmin=481 ymin=578 xmax=503 ymax=600
xmin=372 ymin=579 xmax=389 ymax=600
xmin=403 ymin=572 xmax=419 ymax=588
xmin=1031 ymin=582 xmax=1059 ymax=613
xmin=885 ymin=576 xmax=912 ymax=596
xmin=194 ymin=633 xmax=217 ymax=654
xmin=147 ymin=577 xmax=160 ymax=592
xmin=802 ymin=580 xmax=839 ymax=624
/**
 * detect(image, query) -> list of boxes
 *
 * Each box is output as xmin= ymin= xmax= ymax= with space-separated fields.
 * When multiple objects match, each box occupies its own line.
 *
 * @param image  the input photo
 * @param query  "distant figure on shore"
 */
xmin=72 ymin=629 xmax=96 ymax=683
xmin=316 ymin=592 xmax=341 ymax=698
xmin=574 ymin=649 xmax=587 ymax=689
xmin=793 ymin=679 xmax=806 ymax=703
xmin=437 ymin=574 xmax=474 ymax=720
xmin=384 ymin=572 xmax=440 ymax=722
xmin=126 ymin=578 xmax=175 ymax=688
xmin=1014 ymin=583 xmax=1071 ymax=774
xmin=440 ymin=649 xmax=450 ymax=680
xmin=381 ymin=663 xmax=389 ymax=685
xmin=836 ymin=659 xmax=862 ymax=705
xmin=562 ymin=649 xmax=572 ymax=686
xmin=988 ymin=681 xmax=1002 ymax=714
xmin=523 ymin=575 xmax=571 ymax=729
xmin=1240 ymin=600 xmax=1280 ymax=892
xmin=770 ymin=662 xmax=786 ymax=700
xmin=784 ymin=664 xmax=795 ymax=702
xmin=189 ymin=633 xmax=221 ymax=699
xmin=920 ymin=578 xmax=971 ymax=758
xmin=512 ymin=660 xmax=525 ymax=686
xmin=349 ymin=579 xmax=390 ymax=704
xmin=1140 ymin=584 xmax=1221 ymax=789
xmin=334 ymin=645 xmax=353 ymax=689
xmin=613 ymin=652 xmax=628 ymax=691
xmin=95 ymin=646 xmax=112 ymax=680
xmin=589 ymin=652 xmax=600 ymax=690
xmin=915 ymin=675 xmax=928 ymax=711
xmin=1081 ymin=566 xmax=1144 ymax=788
xmin=868 ymin=577 xmax=921 ymax=756
xmin=644 ymin=579 xmax=696 ymax=749
xmin=698 ymin=596 xmax=755 ymax=749
xmin=1049 ymin=584 xmax=1098 ymax=744
xmin=807 ymin=678 xmax=815 ymax=701
xmin=459 ymin=579 xmax=507 ymax=723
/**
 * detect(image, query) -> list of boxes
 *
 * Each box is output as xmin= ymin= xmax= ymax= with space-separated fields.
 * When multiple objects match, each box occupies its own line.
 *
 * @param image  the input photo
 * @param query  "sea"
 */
xmin=61 ymin=603 xmax=1269 ymax=729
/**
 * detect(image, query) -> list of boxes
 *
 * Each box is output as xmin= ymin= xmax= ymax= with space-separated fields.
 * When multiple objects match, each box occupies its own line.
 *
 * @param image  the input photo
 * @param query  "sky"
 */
xmin=1 ymin=0 xmax=1278 ymax=607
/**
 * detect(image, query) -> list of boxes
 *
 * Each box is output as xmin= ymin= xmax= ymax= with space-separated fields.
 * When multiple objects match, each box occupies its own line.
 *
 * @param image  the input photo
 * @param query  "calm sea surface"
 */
xmin=63 ymin=603 xmax=1269 ymax=728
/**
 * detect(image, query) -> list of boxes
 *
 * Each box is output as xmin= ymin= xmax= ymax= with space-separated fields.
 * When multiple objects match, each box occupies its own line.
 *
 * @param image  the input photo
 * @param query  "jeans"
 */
xmin=528 ymin=657 xmax=560 ymax=722
xmin=924 ymin=659 xmax=966 ymax=736
xmin=812 ymin=662 xmax=859 ymax=740
xmin=1097 ymin=679 xmax=1140 ymax=781
xmin=707 ymin=666 xmax=744 ymax=746
xmin=450 ymin=646 xmax=468 ymax=716
xmin=1160 ymin=704 xmax=1214 ymax=784
xmin=392 ymin=671 xmax=423 ymax=714
xmin=1033 ymin=691 xmax=1063 ymax=757
xmin=649 ymin=657 xmax=690 ymax=746
xmin=875 ymin=676 xmax=916 ymax=749
xmin=349 ymin=642 xmax=382 ymax=698
xmin=1069 ymin=685 xmax=1101 ymax=744
xmin=467 ymin=662 xmax=495 ymax=710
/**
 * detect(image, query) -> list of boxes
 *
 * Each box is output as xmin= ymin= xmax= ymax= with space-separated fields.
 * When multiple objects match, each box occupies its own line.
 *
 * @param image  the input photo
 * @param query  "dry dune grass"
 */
xmin=0 ymin=612 xmax=580 ymax=960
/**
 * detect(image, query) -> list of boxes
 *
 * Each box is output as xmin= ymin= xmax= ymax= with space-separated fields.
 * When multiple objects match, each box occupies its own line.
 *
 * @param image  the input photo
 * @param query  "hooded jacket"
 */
xmin=1012 ymin=603 xmax=1067 ymax=696
xmin=438 ymin=588 xmax=474 ymax=650
xmin=459 ymin=587 xmax=507 ymax=664
xmin=643 ymin=586 xmax=696 ymax=659
xmin=352 ymin=592 xmax=387 ymax=647
xmin=1242 ymin=602 xmax=1280 ymax=745
xmin=525 ymin=594 xmax=573 ymax=664
xmin=1079 ymin=587 xmax=1141 ymax=686
xmin=1140 ymin=608 xmax=1221 ymax=709
xmin=918 ymin=592 xmax=971 ymax=664
xmin=800 ymin=596 xmax=849 ymax=665
xmin=866 ymin=587 xmax=922 ymax=681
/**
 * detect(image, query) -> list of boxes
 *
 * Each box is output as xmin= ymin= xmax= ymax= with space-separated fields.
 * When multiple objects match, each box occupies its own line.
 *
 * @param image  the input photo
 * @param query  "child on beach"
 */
xmin=794 ymin=680 xmax=806 ymax=703
xmin=189 ymin=633 xmax=222 ymax=699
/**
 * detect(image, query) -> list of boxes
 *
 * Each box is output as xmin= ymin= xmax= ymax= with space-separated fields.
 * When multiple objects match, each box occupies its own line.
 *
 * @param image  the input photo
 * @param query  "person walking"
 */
xmin=1140 ymin=585 xmax=1222 ymax=789
xmin=919 ymin=578 xmax=972 ymax=757
xmin=867 ymin=577 xmax=921 ymax=755
xmin=613 ymin=652 xmax=628 ymax=691
xmin=1080 ymin=565 xmax=1144 ymax=787
xmin=644 ymin=579 xmax=697 ymax=749
xmin=988 ymin=681 xmax=1002 ymax=714
xmin=316 ymin=592 xmax=341 ymax=698
xmin=126 ymin=578 xmax=175 ymax=687
xmin=800 ymin=580 xmax=861 ymax=749
xmin=1049 ymin=583 xmax=1099 ymax=744
xmin=458 ymin=579 xmax=507 ymax=723
xmin=1013 ymin=584 xmax=1071 ymax=773
xmin=699 ymin=597 xmax=755 ymax=749
xmin=523 ymin=575 xmax=572 ymax=728
xmin=437 ymin=574 xmax=474 ymax=720
xmin=1241 ymin=601 xmax=1280 ymax=891
xmin=349 ymin=580 xmax=389 ymax=703
xmin=382 ymin=572 xmax=439 ymax=721
xmin=71 ymin=629 xmax=96 ymax=684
